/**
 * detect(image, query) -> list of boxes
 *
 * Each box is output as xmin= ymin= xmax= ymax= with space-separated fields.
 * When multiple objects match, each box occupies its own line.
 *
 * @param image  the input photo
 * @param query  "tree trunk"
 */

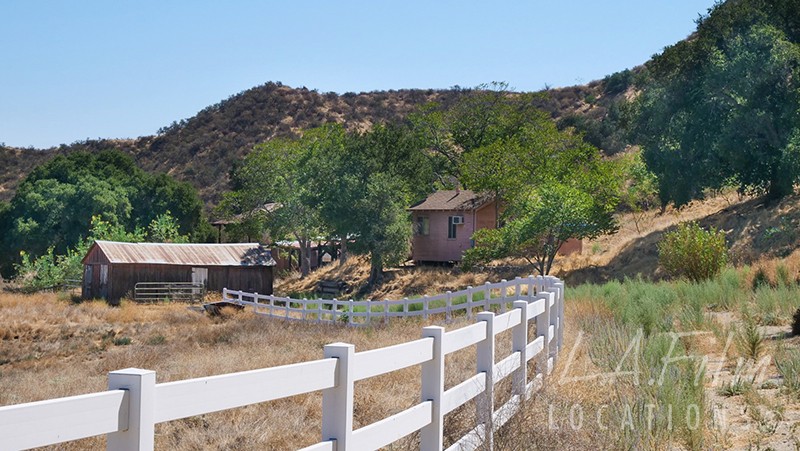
xmin=368 ymin=252 xmax=383 ymax=287
xmin=296 ymin=235 xmax=311 ymax=278
xmin=339 ymin=238 xmax=348 ymax=266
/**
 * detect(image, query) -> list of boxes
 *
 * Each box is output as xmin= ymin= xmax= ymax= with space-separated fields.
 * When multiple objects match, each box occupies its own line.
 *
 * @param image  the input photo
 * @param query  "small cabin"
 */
xmin=409 ymin=190 xmax=582 ymax=263
xmin=81 ymin=241 xmax=276 ymax=303
xmin=409 ymin=190 xmax=499 ymax=263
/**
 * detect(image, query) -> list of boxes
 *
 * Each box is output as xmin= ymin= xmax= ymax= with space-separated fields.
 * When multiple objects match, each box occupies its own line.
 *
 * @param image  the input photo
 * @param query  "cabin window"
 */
xmin=448 ymin=216 xmax=457 ymax=239
xmin=416 ymin=216 xmax=430 ymax=236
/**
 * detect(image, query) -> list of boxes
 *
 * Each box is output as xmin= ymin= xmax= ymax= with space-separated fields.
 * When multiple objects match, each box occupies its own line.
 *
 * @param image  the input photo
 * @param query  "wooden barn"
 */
xmin=81 ymin=241 xmax=276 ymax=303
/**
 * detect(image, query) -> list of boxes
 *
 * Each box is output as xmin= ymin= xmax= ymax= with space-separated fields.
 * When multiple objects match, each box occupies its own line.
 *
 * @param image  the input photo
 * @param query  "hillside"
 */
xmin=0 ymin=79 xmax=631 ymax=205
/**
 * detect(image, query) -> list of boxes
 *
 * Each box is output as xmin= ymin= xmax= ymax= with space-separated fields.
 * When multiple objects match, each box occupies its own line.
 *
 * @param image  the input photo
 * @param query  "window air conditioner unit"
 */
xmin=452 ymin=216 xmax=464 ymax=225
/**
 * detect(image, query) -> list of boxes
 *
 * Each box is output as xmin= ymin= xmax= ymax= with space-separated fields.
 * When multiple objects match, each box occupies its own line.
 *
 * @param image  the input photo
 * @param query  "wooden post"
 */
xmin=476 ymin=311 xmax=495 ymax=450
xmin=423 ymin=295 xmax=429 ymax=321
xmin=322 ymin=343 xmax=355 ymax=450
xmin=512 ymin=301 xmax=528 ymax=397
xmin=384 ymin=299 xmax=389 ymax=323
xmin=420 ymin=326 xmax=445 ymax=450
xmin=403 ymin=298 xmax=409 ymax=315
xmin=107 ymin=368 xmax=156 ymax=451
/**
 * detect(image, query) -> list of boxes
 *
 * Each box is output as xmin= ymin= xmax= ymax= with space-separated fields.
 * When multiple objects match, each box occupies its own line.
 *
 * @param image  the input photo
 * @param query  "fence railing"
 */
xmin=134 ymin=282 xmax=206 ymax=303
xmin=0 ymin=276 xmax=564 ymax=451
xmin=223 ymin=275 xmax=559 ymax=326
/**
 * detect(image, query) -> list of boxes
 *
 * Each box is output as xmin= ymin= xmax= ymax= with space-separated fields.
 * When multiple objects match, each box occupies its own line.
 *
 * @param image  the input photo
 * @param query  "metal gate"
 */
xmin=134 ymin=282 xmax=206 ymax=303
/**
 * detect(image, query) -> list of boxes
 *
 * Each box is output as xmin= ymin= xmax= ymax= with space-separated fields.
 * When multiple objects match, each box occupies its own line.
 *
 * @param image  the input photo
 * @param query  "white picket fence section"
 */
xmin=223 ymin=275 xmax=558 ymax=326
xmin=0 ymin=276 xmax=564 ymax=451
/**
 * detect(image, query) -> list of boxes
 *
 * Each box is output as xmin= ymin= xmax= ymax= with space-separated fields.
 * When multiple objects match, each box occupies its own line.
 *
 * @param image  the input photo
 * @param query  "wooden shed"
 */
xmin=81 ymin=241 xmax=276 ymax=303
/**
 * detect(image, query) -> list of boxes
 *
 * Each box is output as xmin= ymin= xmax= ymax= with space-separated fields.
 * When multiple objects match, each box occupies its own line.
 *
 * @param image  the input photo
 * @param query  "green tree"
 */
xmin=465 ymin=183 xmax=615 ymax=275
xmin=632 ymin=0 xmax=800 ymax=206
xmin=220 ymin=137 xmax=324 ymax=278
xmin=302 ymin=123 xmax=434 ymax=285
xmin=0 ymin=150 xmax=205 ymax=277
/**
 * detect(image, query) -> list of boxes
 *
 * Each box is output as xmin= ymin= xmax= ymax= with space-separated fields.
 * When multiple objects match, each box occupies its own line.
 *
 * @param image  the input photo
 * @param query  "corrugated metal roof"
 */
xmin=408 ymin=190 xmax=494 ymax=211
xmin=84 ymin=241 xmax=277 ymax=266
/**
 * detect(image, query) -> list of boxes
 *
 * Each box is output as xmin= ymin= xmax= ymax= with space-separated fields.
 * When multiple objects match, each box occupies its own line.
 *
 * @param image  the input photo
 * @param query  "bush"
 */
xmin=658 ymin=222 xmax=727 ymax=282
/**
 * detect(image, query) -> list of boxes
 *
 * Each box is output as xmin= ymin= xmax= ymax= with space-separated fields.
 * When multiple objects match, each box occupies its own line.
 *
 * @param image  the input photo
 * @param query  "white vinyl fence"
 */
xmin=223 ymin=275 xmax=561 ymax=326
xmin=0 ymin=276 xmax=564 ymax=451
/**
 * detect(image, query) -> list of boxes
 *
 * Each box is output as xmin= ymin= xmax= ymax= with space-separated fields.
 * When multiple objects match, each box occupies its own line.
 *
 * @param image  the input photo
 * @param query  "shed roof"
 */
xmin=408 ymin=190 xmax=494 ymax=211
xmin=83 ymin=241 xmax=276 ymax=266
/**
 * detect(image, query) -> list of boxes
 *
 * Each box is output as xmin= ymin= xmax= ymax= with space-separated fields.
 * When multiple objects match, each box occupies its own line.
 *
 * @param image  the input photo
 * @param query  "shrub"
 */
xmin=752 ymin=267 xmax=773 ymax=290
xmin=658 ymin=222 xmax=727 ymax=282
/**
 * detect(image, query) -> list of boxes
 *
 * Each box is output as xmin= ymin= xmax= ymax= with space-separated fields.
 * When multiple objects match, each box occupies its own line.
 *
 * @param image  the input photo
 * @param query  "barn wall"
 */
xmin=84 ymin=263 xmax=273 ymax=302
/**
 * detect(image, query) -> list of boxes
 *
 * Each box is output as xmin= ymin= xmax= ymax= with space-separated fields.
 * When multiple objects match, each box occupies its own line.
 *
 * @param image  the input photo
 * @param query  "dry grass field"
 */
xmin=0 ymin=291 xmax=537 ymax=449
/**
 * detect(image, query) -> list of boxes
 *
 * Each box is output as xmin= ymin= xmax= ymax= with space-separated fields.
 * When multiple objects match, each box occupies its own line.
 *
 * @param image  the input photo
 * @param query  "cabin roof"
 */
xmin=408 ymin=190 xmax=494 ymax=211
xmin=82 ymin=241 xmax=277 ymax=267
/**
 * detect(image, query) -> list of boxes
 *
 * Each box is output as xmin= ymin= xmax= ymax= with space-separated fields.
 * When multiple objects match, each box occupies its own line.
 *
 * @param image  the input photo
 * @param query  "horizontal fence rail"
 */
xmin=0 ymin=276 xmax=564 ymax=451
xmin=223 ymin=275 xmax=560 ymax=327
xmin=134 ymin=282 xmax=206 ymax=303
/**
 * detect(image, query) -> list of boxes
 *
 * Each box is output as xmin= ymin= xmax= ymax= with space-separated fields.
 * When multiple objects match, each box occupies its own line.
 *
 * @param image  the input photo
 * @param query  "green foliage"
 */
xmin=465 ymin=182 xmax=616 ymax=275
xmin=0 ymin=150 xmax=203 ymax=277
xmin=14 ymin=212 xmax=186 ymax=291
xmin=775 ymin=345 xmax=800 ymax=397
xmin=148 ymin=211 xmax=189 ymax=243
xmin=633 ymin=0 xmax=800 ymax=206
xmin=603 ymin=69 xmax=634 ymax=95
xmin=616 ymin=151 xmax=659 ymax=232
xmin=736 ymin=316 xmax=765 ymax=361
xmin=658 ymin=222 xmax=727 ymax=282
xmin=752 ymin=267 xmax=773 ymax=290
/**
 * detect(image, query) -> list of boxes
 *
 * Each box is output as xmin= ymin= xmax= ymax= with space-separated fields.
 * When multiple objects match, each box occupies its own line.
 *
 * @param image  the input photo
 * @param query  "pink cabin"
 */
xmin=409 ymin=190 xmax=583 ymax=264
xmin=409 ymin=190 xmax=498 ymax=263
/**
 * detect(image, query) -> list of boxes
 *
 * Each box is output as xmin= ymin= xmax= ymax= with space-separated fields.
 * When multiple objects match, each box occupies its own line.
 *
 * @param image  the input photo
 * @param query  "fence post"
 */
xmin=445 ymin=291 xmax=452 ymax=321
xmin=107 ymin=368 xmax=156 ymax=451
xmin=514 ymin=276 xmax=522 ymax=302
xmin=476 ymin=311 xmax=495 ymax=450
xmin=384 ymin=299 xmax=389 ymax=323
xmin=484 ymin=282 xmax=491 ymax=311
xmin=535 ymin=291 xmax=552 ymax=376
xmin=466 ymin=286 xmax=473 ymax=319
xmin=528 ymin=275 xmax=536 ymax=301
xmin=322 ymin=343 xmax=355 ymax=450
xmin=222 ymin=287 xmax=227 ymax=301
xmin=420 ymin=326 xmax=445 ymax=451
xmin=302 ymin=297 xmax=307 ymax=321
xmin=366 ymin=300 xmax=372 ymax=324
xmin=423 ymin=295 xmax=429 ymax=320
xmin=499 ymin=279 xmax=508 ymax=313
xmin=554 ymin=281 xmax=565 ymax=360
xmin=512 ymin=301 xmax=528 ymax=398
xmin=403 ymin=298 xmax=409 ymax=315
xmin=318 ymin=300 xmax=323 ymax=324
xmin=348 ymin=300 xmax=354 ymax=326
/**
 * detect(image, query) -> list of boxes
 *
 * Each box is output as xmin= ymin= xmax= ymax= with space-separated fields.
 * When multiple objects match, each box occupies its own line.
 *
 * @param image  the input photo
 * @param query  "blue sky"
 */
xmin=1 ymin=1 xmax=718 ymax=149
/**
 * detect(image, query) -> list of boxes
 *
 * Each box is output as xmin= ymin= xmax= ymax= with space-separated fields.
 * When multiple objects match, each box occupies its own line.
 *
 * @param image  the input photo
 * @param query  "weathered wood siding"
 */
xmin=411 ymin=201 xmax=498 ymax=263
xmin=82 ymin=249 xmax=273 ymax=302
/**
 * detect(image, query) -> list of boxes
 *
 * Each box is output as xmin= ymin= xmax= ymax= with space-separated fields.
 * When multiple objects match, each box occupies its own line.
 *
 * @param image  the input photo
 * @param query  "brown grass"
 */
xmin=0 ymin=292 xmax=490 ymax=449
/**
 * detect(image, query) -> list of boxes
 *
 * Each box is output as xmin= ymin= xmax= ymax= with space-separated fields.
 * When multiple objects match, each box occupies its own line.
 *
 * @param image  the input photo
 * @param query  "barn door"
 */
xmin=83 ymin=265 xmax=93 ymax=298
xmin=99 ymin=265 xmax=108 ymax=299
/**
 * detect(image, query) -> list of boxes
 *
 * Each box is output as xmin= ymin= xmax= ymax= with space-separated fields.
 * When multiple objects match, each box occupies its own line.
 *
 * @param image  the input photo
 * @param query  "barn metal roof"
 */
xmin=83 ymin=241 xmax=277 ymax=266
xmin=408 ymin=190 xmax=494 ymax=211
